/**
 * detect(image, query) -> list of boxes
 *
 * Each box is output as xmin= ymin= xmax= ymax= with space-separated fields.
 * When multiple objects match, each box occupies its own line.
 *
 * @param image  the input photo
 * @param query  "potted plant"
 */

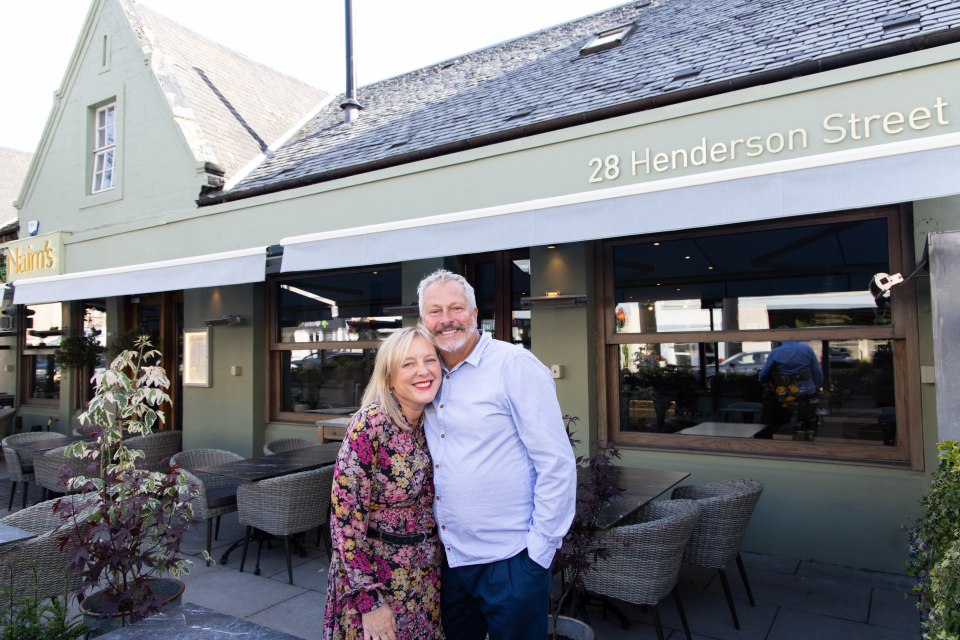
xmin=550 ymin=415 xmax=623 ymax=640
xmin=54 ymin=336 xmax=196 ymax=634
xmin=906 ymin=439 xmax=960 ymax=639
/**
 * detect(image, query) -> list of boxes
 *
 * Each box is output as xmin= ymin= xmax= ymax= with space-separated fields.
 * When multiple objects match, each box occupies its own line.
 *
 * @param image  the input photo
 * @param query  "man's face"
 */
xmin=421 ymin=280 xmax=478 ymax=355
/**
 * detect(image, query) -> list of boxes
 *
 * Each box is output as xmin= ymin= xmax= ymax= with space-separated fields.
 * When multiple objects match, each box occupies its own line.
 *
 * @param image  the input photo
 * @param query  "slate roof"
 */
xmin=120 ymin=0 xmax=328 ymax=182
xmin=0 ymin=146 xmax=32 ymax=228
xmin=213 ymin=0 xmax=960 ymax=204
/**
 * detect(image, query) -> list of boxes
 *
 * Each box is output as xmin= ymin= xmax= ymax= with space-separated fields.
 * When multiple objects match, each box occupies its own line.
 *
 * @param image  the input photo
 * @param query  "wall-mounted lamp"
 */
xmin=520 ymin=293 xmax=587 ymax=310
xmin=204 ymin=314 xmax=243 ymax=327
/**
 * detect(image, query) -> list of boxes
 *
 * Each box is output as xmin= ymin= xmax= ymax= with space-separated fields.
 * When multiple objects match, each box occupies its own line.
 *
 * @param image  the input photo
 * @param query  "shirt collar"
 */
xmin=443 ymin=330 xmax=489 ymax=373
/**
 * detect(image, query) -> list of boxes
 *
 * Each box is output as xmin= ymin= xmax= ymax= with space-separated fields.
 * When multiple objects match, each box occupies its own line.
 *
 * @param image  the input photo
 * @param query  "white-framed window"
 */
xmin=91 ymin=103 xmax=116 ymax=193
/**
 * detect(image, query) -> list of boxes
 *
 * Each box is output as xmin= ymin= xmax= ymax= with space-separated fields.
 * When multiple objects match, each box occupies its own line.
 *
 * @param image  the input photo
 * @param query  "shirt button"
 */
xmin=441 ymin=525 xmax=446 ymax=531
xmin=436 ymin=496 xmax=440 ymax=501
xmin=445 ymin=375 xmax=450 ymax=380
xmin=435 ymin=464 xmax=439 ymax=469
xmin=439 ymin=403 xmax=444 ymax=409
xmin=440 ymin=433 xmax=445 ymax=439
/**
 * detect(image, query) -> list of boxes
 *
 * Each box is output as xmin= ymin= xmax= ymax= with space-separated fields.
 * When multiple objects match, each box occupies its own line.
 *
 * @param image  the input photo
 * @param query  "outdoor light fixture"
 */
xmin=204 ymin=314 xmax=243 ymax=327
xmin=520 ymin=293 xmax=587 ymax=310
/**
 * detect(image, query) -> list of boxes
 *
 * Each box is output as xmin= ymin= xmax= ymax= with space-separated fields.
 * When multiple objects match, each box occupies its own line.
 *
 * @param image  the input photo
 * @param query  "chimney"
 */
xmin=340 ymin=0 xmax=363 ymax=124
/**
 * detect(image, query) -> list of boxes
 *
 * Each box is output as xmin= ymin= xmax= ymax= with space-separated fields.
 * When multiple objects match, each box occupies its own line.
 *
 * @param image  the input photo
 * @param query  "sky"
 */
xmin=0 ymin=0 xmax=624 ymax=153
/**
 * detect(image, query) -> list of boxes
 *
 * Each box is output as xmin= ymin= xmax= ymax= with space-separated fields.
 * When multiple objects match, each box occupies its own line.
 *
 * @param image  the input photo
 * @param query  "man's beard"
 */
xmin=433 ymin=316 xmax=477 ymax=353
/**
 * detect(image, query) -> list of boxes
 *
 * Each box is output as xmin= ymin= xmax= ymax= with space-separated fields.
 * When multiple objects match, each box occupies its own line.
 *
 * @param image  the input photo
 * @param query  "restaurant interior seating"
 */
xmin=0 ymin=494 xmax=90 ymax=603
xmin=2 ymin=431 xmax=63 ymax=510
xmin=262 ymin=438 xmax=321 ymax=455
xmin=169 ymin=448 xmax=245 ymax=564
xmin=127 ymin=430 xmax=182 ymax=473
xmin=236 ymin=465 xmax=334 ymax=584
xmin=34 ymin=445 xmax=93 ymax=501
xmin=671 ymin=478 xmax=765 ymax=630
xmin=581 ymin=499 xmax=701 ymax=640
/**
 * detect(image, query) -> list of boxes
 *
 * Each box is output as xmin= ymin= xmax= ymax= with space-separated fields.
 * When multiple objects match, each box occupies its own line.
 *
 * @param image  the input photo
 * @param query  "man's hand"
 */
xmin=362 ymin=604 xmax=396 ymax=640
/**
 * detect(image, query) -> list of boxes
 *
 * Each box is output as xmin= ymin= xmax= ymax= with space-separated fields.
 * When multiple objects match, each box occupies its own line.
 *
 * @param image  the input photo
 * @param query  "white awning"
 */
xmin=12 ymin=246 xmax=267 ymax=305
xmin=280 ymin=133 xmax=960 ymax=273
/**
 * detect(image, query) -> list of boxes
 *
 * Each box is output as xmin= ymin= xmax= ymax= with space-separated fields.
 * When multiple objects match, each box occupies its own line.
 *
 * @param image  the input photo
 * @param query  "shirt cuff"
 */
xmin=526 ymin=531 xmax=561 ymax=569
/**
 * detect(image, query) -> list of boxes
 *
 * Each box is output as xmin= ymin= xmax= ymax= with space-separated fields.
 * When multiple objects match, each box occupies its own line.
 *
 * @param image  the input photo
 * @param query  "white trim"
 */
xmin=12 ymin=246 xmax=267 ymax=305
xmin=283 ymin=130 xmax=960 ymax=248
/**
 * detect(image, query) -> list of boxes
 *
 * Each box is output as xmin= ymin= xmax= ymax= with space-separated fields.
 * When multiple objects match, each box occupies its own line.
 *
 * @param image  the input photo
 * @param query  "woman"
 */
xmin=323 ymin=325 xmax=444 ymax=640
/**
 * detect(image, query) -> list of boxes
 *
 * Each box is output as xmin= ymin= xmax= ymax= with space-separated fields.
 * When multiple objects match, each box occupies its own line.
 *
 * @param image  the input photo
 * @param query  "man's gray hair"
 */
xmin=417 ymin=269 xmax=477 ymax=316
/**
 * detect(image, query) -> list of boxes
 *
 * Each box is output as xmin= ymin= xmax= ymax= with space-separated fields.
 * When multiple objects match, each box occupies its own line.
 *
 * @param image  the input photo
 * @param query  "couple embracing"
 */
xmin=323 ymin=269 xmax=578 ymax=640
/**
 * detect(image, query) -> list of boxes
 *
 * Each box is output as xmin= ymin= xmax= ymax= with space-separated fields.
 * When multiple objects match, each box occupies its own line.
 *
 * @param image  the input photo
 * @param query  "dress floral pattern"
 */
xmin=323 ymin=404 xmax=444 ymax=640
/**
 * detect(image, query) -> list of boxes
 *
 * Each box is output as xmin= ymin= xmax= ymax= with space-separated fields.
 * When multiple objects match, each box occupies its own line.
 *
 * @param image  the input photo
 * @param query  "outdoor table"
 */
xmin=94 ymin=602 xmax=301 ymax=639
xmin=0 ymin=523 xmax=36 ymax=549
xmin=197 ymin=442 xmax=341 ymax=482
xmin=315 ymin=416 xmax=352 ymax=442
xmin=678 ymin=421 xmax=766 ymax=438
xmin=5 ymin=434 xmax=88 ymax=453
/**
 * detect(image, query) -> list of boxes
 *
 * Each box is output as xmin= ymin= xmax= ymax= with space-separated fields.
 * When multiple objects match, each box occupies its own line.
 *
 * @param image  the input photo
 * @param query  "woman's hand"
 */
xmin=362 ymin=604 xmax=396 ymax=640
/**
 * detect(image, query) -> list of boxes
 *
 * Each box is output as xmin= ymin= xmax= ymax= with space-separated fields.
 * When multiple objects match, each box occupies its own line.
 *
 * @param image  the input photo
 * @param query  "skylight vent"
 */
xmin=580 ymin=24 xmax=635 ymax=56
xmin=506 ymin=109 xmax=534 ymax=121
xmin=880 ymin=13 xmax=921 ymax=31
xmin=672 ymin=66 xmax=702 ymax=81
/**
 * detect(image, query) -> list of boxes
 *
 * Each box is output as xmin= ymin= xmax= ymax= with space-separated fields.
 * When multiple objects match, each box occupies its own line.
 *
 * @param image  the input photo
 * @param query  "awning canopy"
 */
xmin=280 ymin=134 xmax=960 ymax=273
xmin=12 ymin=246 xmax=267 ymax=305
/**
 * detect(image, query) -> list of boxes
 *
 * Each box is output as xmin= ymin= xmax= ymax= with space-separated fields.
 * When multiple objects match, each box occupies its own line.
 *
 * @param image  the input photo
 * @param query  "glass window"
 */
xmin=91 ymin=103 xmax=116 ymax=193
xmin=22 ymin=302 xmax=63 ymax=402
xmin=602 ymin=207 xmax=916 ymax=465
xmin=80 ymin=300 xmax=107 ymax=403
xmin=272 ymin=267 xmax=402 ymax=417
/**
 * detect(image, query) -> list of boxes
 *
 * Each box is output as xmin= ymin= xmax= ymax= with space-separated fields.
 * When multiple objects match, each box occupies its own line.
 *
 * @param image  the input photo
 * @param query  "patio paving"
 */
xmin=1 ymin=458 xmax=922 ymax=639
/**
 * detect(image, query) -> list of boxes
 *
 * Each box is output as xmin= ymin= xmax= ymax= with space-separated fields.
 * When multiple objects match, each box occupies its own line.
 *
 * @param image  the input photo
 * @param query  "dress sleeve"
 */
xmin=329 ymin=408 xmax=391 ymax=614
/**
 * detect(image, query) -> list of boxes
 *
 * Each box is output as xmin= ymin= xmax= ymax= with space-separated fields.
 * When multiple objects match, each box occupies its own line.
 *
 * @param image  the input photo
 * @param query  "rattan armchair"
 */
xmin=34 ymin=446 xmax=96 ymax=501
xmin=236 ymin=465 xmax=334 ymax=584
xmin=0 ymin=494 xmax=89 ymax=603
xmin=262 ymin=438 xmax=320 ymax=455
xmin=127 ymin=430 xmax=182 ymax=473
xmin=671 ymin=479 xmax=764 ymax=630
xmin=2 ymin=432 xmax=63 ymax=510
xmin=169 ymin=448 xmax=244 ymax=565
xmin=580 ymin=499 xmax=701 ymax=640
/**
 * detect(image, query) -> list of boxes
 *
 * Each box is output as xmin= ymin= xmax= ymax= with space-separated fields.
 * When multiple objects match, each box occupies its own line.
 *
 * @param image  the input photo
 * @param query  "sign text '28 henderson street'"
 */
xmin=586 ymin=97 xmax=951 ymax=184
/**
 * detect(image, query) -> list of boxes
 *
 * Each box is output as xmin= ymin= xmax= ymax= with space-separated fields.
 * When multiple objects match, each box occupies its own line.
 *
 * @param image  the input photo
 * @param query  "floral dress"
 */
xmin=323 ymin=404 xmax=444 ymax=640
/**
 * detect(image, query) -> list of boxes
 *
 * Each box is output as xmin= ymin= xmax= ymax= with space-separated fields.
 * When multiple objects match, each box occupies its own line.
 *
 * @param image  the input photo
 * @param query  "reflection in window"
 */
xmin=81 ymin=301 xmax=107 ymax=403
xmin=613 ymin=218 xmax=890 ymax=334
xmin=273 ymin=267 xmax=402 ymax=417
xmin=23 ymin=303 xmax=63 ymax=402
xmin=618 ymin=339 xmax=896 ymax=446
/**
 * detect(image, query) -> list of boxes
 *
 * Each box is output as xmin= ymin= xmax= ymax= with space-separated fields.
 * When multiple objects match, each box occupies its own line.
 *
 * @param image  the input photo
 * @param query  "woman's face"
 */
xmin=391 ymin=335 xmax=442 ymax=418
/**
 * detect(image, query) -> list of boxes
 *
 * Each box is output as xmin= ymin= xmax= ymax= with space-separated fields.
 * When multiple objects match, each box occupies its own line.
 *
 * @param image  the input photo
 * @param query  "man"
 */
xmin=417 ymin=269 xmax=577 ymax=640
xmin=756 ymin=338 xmax=824 ymax=438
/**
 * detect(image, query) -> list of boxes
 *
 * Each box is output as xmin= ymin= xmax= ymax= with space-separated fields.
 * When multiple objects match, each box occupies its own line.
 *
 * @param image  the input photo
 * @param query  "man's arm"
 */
xmin=502 ymin=351 xmax=578 ymax=569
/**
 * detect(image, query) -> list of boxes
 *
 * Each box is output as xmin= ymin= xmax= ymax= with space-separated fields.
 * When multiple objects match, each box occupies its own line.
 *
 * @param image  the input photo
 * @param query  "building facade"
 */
xmin=9 ymin=0 xmax=960 ymax=572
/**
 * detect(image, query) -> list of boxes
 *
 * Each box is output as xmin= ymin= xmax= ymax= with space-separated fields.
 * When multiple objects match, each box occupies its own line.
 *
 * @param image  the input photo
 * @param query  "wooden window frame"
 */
xmin=595 ymin=204 xmax=923 ymax=469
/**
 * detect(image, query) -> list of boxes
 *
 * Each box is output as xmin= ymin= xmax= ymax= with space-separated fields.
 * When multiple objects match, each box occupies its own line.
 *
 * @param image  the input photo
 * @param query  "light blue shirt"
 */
xmin=424 ymin=332 xmax=577 ymax=569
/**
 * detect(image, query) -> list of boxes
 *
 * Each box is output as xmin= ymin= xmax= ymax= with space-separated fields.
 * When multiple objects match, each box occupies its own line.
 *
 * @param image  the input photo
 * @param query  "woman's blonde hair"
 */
xmin=359 ymin=324 xmax=437 ymax=430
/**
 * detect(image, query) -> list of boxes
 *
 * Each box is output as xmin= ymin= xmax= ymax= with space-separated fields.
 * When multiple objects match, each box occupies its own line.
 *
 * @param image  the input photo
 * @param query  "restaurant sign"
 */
xmin=3 ymin=231 xmax=66 ymax=280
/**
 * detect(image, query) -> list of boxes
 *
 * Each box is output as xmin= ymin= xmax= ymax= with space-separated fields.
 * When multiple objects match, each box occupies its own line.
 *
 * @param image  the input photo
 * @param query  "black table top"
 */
xmin=95 ymin=603 xmax=301 ymax=639
xmin=0 ymin=523 xmax=37 ymax=548
xmin=4 ymin=434 xmax=88 ymax=453
xmin=197 ymin=442 xmax=342 ymax=482
xmin=582 ymin=468 xmax=690 ymax=529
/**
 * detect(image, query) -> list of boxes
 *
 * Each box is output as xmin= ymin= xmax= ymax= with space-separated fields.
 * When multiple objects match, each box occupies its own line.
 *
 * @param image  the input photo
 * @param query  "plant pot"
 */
xmin=548 ymin=614 xmax=595 ymax=640
xmin=80 ymin=577 xmax=184 ymax=636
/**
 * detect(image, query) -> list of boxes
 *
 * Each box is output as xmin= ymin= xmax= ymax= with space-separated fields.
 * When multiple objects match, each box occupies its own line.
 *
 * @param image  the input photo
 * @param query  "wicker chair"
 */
xmin=0 ymin=494 xmax=90 ymax=603
xmin=34 ymin=446 xmax=96 ymax=502
xmin=169 ymin=448 xmax=245 ymax=565
xmin=671 ymin=479 xmax=764 ymax=630
xmin=262 ymin=438 xmax=320 ymax=455
xmin=581 ymin=499 xmax=701 ymax=640
xmin=236 ymin=465 xmax=334 ymax=584
xmin=2 ymin=432 xmax=63 ymax=510
xmin=127 ymin=431 xmax=182 ymax=473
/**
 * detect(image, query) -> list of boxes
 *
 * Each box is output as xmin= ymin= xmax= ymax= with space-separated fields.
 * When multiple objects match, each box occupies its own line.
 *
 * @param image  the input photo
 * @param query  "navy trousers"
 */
xmin=441 ymin=549 xmax=551 ymax=640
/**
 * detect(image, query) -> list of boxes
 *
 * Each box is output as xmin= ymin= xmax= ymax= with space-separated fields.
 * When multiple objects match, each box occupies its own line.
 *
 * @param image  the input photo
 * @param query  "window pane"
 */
xmin=613 ymin=218 xmax=890 ymax=333
xmin=618 ymin=339 xmax=897 ymax=446
xmin=29 ymin=354 xmax=61 ymax=400
xmin=276 ymin=268 xmax=402 ymax=343
xmin=24 ymin=303 xmax=63 ymax=348
xmin=280 ymin=348 xmax=376 ymax=413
